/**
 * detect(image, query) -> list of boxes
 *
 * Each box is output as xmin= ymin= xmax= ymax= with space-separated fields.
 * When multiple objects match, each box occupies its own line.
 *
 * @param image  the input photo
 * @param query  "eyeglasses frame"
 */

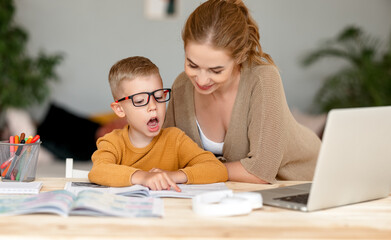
xmin=115 ymin=88 xmax=171 ymax=107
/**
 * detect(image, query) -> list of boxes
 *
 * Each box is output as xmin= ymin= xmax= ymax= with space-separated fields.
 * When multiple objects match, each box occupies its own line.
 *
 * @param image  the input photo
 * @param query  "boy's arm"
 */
xmin=176 ymin=132 xmax=228 ymax=184
xmin=90 ymin=146 xmax=182 ymax=190
xmin=89 ymin=132 xmax=182 ymax=190
xmin=88 ymin=140 xmax=138 ymax=187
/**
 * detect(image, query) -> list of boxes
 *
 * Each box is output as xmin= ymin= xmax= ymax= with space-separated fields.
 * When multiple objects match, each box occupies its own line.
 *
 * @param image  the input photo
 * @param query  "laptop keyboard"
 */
xmin=274 ymin=193 xmax=309 ymax=204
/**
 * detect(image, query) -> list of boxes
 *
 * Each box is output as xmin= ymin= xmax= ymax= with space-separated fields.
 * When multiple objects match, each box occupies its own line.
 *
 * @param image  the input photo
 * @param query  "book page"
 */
xmin=149 ymin=182 xmax=229 ymax=198
xmin=70 ymin=190 xmax=164 ymax=217
xmin=65 ymin=182 xmax=229 ymax=198
xmin=65 ymin=182 xmax=150 ymax=197
xmin=0 ymin=190 xmax=163 ymax=218
xmin=0 ymin=190 xmax=74 ymax=217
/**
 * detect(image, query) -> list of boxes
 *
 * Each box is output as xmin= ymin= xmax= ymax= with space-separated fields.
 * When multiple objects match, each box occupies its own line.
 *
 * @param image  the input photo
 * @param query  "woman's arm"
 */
xmin=224 ymin=65 xmax=287 ymax=184
xmin=176 ymin=130 xmax=228 ymax=184
xmin=224 ymin=161 xmax=268 ymax=184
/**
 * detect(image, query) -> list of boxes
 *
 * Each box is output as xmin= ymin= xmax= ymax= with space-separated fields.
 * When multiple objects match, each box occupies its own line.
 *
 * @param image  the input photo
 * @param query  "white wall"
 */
xmin=13 ymin=0 xmax=391 ymax=117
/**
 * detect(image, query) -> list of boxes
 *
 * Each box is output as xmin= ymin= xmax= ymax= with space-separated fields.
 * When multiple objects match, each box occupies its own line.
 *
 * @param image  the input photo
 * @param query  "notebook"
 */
xmin=0 ymin=181 xmax=43 ymax=194
xmin=256 ymin=106 xmax=391 ymax=212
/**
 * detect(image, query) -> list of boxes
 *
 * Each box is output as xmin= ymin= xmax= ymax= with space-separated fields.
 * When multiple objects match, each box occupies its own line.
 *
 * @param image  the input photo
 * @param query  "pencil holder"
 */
xmin=0 ymin=141 xmax=41 ymax=182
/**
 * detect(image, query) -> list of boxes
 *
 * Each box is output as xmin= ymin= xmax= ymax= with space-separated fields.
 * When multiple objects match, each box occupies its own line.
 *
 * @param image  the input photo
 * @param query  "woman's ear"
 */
xmin=110 ymin=102 xmax=126 ymax=118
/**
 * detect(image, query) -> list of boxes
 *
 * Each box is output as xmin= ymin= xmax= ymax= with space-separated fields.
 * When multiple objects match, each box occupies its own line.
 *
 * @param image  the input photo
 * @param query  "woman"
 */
xmin=163 ymin=0 xmax=321 ymax=183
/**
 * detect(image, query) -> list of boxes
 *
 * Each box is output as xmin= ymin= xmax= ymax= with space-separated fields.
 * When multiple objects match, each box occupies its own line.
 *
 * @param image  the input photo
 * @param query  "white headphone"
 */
xmin=192 ymin=190 xmax=263 ymax=217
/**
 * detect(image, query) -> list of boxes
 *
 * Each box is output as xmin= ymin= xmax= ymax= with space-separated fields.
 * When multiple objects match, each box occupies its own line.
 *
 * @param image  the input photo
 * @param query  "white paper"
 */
xmin=65 ymin=182 xmax=229 ymax=198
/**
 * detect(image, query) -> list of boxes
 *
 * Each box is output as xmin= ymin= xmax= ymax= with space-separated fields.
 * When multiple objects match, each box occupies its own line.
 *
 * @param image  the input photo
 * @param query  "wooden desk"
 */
xmin=0 ymin=178 xmax=390 ymax=239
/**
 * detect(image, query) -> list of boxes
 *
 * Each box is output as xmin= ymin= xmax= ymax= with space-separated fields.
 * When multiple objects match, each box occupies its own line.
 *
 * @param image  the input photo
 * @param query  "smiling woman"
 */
xmin=163 ymin=0 xmax=321 ymax=184
xmin=184 ymin=42 xmax=240 ymax=95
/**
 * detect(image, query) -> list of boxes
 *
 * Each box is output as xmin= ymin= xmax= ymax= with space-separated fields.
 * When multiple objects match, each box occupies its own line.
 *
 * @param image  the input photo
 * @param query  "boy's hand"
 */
xmin=131 ymin=170 xmax=182 ymax=192
xmin=149 ymin=168 xmax=188 ymax=186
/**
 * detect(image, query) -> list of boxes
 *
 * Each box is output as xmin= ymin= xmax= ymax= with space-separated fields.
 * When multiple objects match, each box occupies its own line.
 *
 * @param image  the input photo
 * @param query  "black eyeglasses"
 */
xmin=115 ymin=88 xmax=171 ymax=107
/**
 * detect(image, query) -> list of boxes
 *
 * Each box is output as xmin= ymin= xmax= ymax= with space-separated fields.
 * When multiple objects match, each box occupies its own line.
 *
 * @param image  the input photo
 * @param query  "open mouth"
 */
xmin=147 ymin=117 xmax=160 ymax=132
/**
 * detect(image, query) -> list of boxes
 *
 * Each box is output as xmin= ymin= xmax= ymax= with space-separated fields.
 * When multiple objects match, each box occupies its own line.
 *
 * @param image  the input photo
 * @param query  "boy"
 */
xmin=88 ymin=56 xmax=228 ymax=191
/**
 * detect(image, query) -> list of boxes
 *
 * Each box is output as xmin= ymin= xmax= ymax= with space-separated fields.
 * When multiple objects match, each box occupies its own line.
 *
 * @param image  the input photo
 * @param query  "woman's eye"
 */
xmin=188 ymin=64 xmax=198 ymax=69
xmin=212 ymin=70 xmax=222 ymax=74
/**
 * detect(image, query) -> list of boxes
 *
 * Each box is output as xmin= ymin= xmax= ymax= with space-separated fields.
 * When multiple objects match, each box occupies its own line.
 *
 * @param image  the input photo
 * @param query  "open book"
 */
xmin=0 ymin=190 xmax=163 ymax=217
xmin=65 ymin=182 xmax=229 ymax=198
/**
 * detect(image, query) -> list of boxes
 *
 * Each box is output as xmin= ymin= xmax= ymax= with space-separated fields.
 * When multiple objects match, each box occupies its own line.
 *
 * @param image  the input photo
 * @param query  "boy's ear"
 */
xmin=110 ymin=102 xmax=126 ymax=118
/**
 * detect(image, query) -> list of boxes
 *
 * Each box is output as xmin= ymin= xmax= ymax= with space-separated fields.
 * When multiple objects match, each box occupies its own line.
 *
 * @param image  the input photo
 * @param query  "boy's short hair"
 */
xmin=108 ymin=56 xmax=160 ymax=100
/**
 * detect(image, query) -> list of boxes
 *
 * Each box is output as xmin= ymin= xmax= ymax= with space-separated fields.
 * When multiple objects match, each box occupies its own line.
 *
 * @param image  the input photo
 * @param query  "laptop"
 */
xmin=256 ymin=106 xmax=391 ymax=212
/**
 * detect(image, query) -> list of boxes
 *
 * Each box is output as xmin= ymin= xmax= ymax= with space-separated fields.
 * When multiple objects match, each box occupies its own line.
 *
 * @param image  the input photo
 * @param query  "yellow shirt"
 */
xmin=88 ymin=126 xmax=228 ymax=187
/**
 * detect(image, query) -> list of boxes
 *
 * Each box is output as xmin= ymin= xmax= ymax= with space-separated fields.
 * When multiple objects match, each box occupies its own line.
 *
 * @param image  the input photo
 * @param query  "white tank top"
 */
xmin=196 ymin=120 xmax=224 ymax=155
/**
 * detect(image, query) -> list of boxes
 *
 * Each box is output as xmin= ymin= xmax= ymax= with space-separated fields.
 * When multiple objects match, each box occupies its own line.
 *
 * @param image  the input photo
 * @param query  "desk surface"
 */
xmin=0 ymin=178 xmax=390 ymax=239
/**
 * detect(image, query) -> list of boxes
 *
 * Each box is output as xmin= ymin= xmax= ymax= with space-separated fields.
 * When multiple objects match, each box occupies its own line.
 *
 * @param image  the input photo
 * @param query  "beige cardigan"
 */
xmin=163 ymin=64 xmax=321 ymax=183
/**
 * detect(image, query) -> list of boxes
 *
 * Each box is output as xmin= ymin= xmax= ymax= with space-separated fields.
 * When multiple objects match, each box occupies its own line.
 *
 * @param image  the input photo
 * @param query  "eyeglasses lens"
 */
xmin=132 ymin=89 xmax=170 ymax=107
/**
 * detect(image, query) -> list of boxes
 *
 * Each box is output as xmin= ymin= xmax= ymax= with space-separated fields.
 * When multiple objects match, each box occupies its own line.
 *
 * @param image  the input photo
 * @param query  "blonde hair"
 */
xmin=182 ymin=0 xmax=275 ymax=67
xmin=108 ymin=56 xmax=160 ymax=100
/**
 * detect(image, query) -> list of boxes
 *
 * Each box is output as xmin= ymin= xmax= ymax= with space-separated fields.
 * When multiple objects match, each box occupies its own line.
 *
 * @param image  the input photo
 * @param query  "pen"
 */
xmin=0 ymin=155 xmax=13 ymax=169
xmin=19 ymin=135 xmax=40 ymax=181
xmin=1 ymin=163 xmax=11 ymax=177
xmin=16 ymin=135 xmax=34 ymax=181
xmin=31 ymin=135 xmax=40 ymax=143
xmin=14 ymin=135 xmax=19 ymax=152
xmin=1 ymin=136 xmax=15 ymax=176
xmin=5 ymin=136 xmax=26 ymax=179
xmin=0 ymin=136 xmax=15 ymax=169
xmin=15 ymin=136 xmax=27 ymax=181
xmin=10 ymin=136 xmax=15 ymax=155
xmin=20 ymin=133 xmax=25 ymax=142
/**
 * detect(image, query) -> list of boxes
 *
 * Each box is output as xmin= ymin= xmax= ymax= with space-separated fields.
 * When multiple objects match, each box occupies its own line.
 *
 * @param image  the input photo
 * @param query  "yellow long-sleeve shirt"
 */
xmin=88 ymin=126 xmax=228 ymax=187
